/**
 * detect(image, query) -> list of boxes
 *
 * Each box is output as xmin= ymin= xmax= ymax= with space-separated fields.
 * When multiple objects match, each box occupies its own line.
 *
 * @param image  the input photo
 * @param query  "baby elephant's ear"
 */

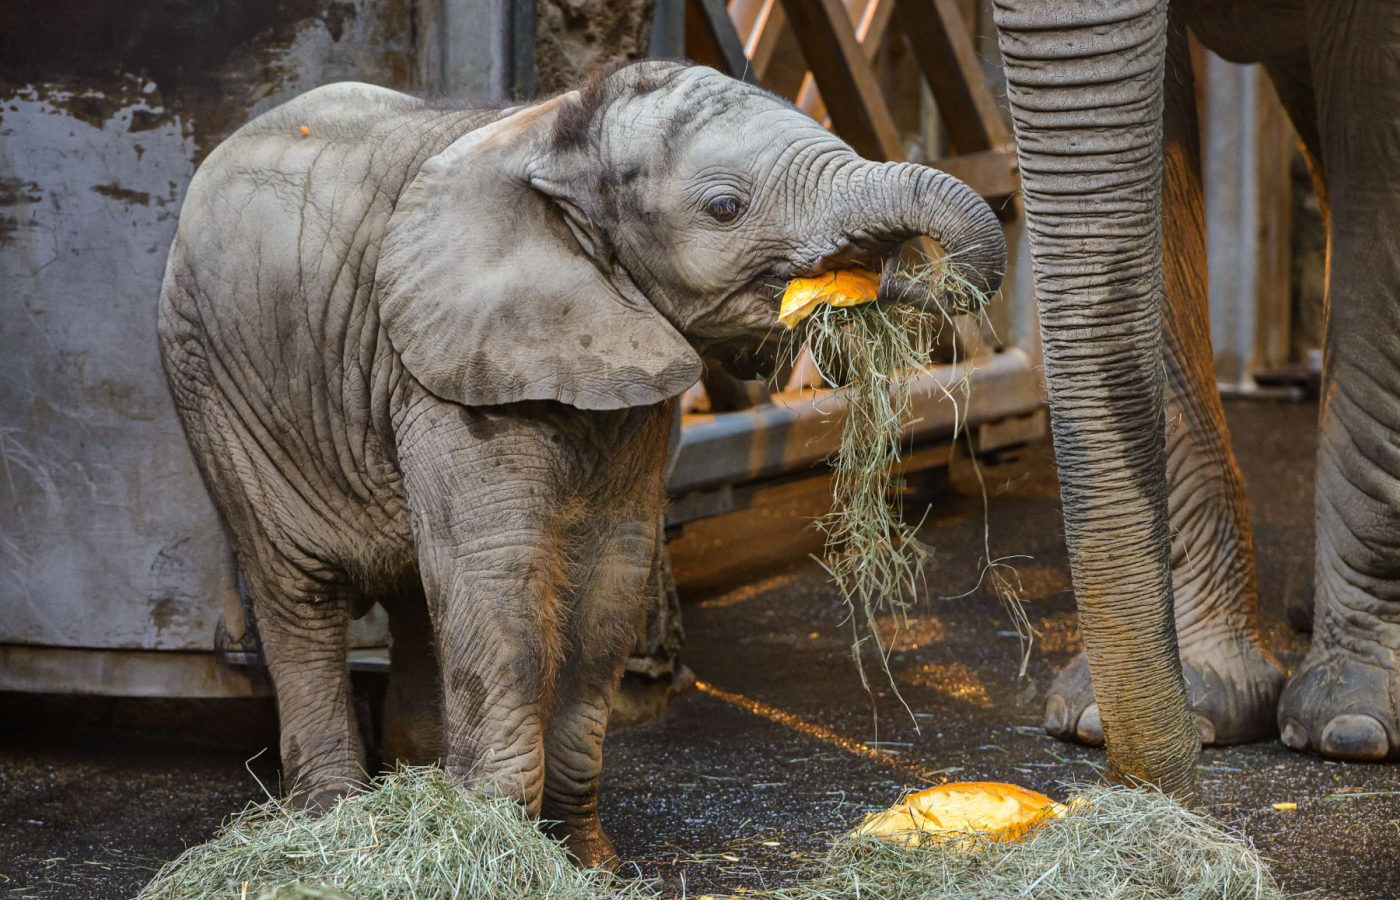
xmin=376 ymin=93 xmax=701 ymax=410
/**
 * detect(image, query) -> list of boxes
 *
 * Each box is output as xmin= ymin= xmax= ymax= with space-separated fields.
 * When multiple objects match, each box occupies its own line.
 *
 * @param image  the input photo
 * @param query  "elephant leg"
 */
xmin=1278 ymin=0 xmax=1400 ymax=761
xmin=397 ymin=409 xmax=575 ymax=811
xmin=541 ymin=519 xmax=657 ymax=871
xmin=245 ymin=562 xmax=364 ymax=810
xmin=425 ymin=531 xmax=564 ymax=810
xmin=1045 ymin=7 xmax=1285 ymax=747
xmin=380 ymin=588 xmax=444 ymax=767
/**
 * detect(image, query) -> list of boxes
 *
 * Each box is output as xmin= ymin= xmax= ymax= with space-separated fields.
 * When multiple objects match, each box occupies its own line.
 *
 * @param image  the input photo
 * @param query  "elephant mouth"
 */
xmin=758 ymin=240 xmax=902 ymax=303
xmin=760 ymin=238 xmax=947 ymax=313
xmin=753 ymin=235 xmax=990 ymax=320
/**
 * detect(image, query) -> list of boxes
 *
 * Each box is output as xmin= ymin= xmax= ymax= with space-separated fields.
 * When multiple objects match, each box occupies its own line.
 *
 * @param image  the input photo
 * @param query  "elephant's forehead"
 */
xmin=634 ymin=66 xmax=802 ymax=136
xmin=613 ymin=68 xmax=830 ymax=167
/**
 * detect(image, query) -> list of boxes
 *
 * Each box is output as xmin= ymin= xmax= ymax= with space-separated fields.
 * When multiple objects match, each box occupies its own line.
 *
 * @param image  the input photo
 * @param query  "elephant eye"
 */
xmin=706 ymin=195 xmax=745 ymax=224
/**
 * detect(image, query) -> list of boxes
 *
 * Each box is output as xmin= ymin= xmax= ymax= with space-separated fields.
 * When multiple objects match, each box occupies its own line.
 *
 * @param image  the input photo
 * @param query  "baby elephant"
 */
xmin=158 ymin=61 xmax=1004 ymax=867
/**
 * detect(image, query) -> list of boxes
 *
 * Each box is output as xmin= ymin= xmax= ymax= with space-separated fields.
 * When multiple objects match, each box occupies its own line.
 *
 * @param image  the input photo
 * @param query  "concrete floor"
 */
xmin=3 ymin=399 xmax=1398 ymax=898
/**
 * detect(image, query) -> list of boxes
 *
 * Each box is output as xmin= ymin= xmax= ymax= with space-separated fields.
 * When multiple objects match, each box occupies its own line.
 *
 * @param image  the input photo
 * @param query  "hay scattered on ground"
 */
xmin=138 ymin=771 xmax=1281 ymax=900
xmin=136 ymin=767 xmax=650 ymax=900
xmin=779 ymin=256 xmax=992 ymax=690
xmin=761 ymin=785 xmax=1283 ymax=900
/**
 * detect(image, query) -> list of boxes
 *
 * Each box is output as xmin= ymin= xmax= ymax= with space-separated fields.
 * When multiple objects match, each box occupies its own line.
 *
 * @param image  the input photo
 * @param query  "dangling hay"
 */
xmin=135 ymin=767 xmax=649 ymax=900
xmin=763 ymin=785 xmax=1283 ymax=900
xmin=778 ymin=256 xmax=994 ymax=688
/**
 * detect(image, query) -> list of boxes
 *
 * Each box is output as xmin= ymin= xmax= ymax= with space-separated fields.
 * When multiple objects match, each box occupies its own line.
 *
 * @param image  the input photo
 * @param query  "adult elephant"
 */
xmin=158 ymin=62 xmax=1006 ymax=868
xmin=992 ymin=0 xmax=1400 ymax=795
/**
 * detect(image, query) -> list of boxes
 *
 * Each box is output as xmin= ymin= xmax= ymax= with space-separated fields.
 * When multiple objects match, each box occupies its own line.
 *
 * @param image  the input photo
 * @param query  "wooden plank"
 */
xmin=897 ymin=0 xmax=1009 ymax=153
xmin=728 ymin=0 xmax=787 ymax=82
xmin=687 ymin=0 xmax=759 ymax=84
xmin=729 ymin=0 xmax=767 ymax=38
xmin=777 ymin=0 xmax=903 ymax=160
xmin=793 ymin=0 xmax=896 ymax=124
xmin=747 ymin=0 xmax=787 ymax=78
xmin=930 ymin=148 xmax=1019 ymax=200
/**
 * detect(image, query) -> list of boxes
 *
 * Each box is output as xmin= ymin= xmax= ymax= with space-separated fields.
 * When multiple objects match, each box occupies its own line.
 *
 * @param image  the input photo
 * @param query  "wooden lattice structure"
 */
xmin=685 ymin=0 xmax=1019 ymax=204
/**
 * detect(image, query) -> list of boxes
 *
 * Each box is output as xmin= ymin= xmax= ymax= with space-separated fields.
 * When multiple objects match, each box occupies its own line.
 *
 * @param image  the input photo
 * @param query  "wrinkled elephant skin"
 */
xmin=995 ymin=0 xmax=1400 ymax=774
xmin=157 ymin=62 xmax=1005 ymax=866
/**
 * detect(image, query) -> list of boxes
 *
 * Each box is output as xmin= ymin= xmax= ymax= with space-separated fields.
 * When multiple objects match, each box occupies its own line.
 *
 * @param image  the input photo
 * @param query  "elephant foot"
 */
xmin=545 ymin=814 xmax=621 ymax=872
xmin=1045 ymin=633 xmax=1285 ymax=746
xmin=1043 ymin=654 xmax=1105 ymax=746
xmin=1278 ymin=644 xmax=1399 ymax=761
xmin=288 ymin=774 xmax=363 ymax=814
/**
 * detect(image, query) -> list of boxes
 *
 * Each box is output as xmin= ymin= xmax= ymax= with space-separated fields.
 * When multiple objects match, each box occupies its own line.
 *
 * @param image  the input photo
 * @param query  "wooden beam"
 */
xmin=747 ymin=0 xmax=788 ymax=80
xmin=687 ymin=0 xmax=759 ymax=84
xmin=728 ymin=0 xmax=787 ymax=82
xmin=896 ymin=0 xmax=1009 ymax=153
xmin=729 ymin=0 xmax=767 ymax=38
xmin=930 ymin=148 xmax=1019 ymax=200
xmin=794 ymin=0 xmax=896 ymax=125
xmin=777 ymin=0 xmax=903 ymax=160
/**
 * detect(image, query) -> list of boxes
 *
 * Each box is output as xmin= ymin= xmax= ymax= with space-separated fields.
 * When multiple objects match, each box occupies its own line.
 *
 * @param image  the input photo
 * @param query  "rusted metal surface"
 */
xmin=0 ymin=0 xmax=512 ymax=690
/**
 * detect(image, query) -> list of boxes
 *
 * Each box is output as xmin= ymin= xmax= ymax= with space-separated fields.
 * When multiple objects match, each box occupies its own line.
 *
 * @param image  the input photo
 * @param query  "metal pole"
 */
xmin=510 ymin=0 xmax=536 ymax=100
xmin=651 ymin=0 xmax=686 ymax=58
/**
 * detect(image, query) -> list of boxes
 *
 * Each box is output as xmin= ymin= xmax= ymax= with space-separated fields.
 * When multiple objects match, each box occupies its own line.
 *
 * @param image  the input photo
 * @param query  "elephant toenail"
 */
xmin=1279 ymin=718 xmax=1309 ymax=751
xmin=1319 ymin=714 xmax=1390 ymax=761
xmin=1191 ymin=712 xmax=1216 ymax=746
xmin=1044 ymin=694 xmax=1069 ymax=735
xmin=1076 ymin=703 xmax=1104 ymax=746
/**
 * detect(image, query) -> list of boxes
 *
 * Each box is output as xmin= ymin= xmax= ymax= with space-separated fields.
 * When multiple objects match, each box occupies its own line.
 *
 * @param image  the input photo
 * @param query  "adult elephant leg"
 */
xmin=1278 ymin=0 xmax=1400 ymax=761
xmin=380 ymin=586 xmax=444 ymax=767
xmin=993 ymin=0 xmax=1199 ymax=796
xmin=1045 ymin=8 xmax=1285 ymax=747
xmin=541 ymin=518 xmax=659 ymax=871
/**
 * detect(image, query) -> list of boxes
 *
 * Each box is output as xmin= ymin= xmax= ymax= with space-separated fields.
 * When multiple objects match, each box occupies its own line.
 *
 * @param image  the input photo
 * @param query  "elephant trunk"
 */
xmin=993 ymin=0 xmax=1200 ymax=798
xmin=834 ymin=160 xmax=1007 ymax=303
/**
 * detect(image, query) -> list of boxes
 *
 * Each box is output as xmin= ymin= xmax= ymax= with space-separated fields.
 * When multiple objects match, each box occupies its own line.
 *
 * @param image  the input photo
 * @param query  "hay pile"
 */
xmin=765 ymin=785 xmax=1282 ymax=900
xmin=139 ymin=772 xmax=1280 ymax=900
xmin=136 ymin=767 xmax=648 ymax=900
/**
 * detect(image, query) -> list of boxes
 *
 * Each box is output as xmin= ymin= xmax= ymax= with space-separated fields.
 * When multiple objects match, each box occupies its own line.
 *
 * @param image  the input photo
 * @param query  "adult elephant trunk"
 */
xmin=828 ymin=159 xmax=1008 ymax=301
xmin=992 ymin=0 xmax=1199 ymax=798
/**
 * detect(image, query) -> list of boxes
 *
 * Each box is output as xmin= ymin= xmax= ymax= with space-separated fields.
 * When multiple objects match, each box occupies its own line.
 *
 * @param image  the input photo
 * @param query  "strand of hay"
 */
xmin=778 ymin=257 xmax=993 ymax=691
xmin=136 ymin=767 xmax=651 ymax=900
xmin=760 ymin=785 xmax=1282 ymax=900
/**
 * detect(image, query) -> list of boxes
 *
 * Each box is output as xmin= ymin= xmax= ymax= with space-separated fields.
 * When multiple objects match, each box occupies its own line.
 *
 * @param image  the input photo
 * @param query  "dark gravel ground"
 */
xmin=3 ymin=399 xmax=1398 ymax=899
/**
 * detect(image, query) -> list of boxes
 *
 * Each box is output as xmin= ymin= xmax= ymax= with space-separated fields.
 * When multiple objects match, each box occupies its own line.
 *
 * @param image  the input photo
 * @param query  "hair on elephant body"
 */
xmin=158 ymin=61 xmax=1004 ymax=868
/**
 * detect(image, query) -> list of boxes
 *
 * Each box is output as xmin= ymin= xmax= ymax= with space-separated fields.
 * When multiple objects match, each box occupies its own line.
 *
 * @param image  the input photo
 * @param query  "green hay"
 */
xmin=136 ymin=767 xmax=650 ymax=900
xmin=779 ymin=257 xmax=995 ymax=691
xmin=142 ymin=773 xmax=1281 ymax=900
xmin=761 ymin=785 xmax=1283 ymax=900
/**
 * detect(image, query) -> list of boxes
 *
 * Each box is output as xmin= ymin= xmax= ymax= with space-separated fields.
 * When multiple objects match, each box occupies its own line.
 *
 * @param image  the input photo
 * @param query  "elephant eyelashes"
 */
xmin=706 ymin=195 xmax=745 ymax=223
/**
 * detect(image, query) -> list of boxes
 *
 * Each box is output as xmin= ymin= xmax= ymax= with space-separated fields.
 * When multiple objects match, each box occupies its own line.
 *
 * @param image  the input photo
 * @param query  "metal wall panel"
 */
xmin=0 ymin=0 xmax=506 ymax=662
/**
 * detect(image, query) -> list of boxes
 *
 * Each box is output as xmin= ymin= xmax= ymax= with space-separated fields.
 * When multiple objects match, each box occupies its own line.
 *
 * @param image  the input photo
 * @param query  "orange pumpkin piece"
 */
xmin=856 ymin=781 xmax=1067 ymax=847
xmin=778 ymin=269 xmax=882 ymax=328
